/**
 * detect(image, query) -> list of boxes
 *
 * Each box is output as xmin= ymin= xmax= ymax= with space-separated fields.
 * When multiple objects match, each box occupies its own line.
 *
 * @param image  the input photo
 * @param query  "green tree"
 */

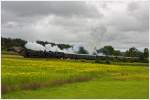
xmin=1 ymin=37 xmax=27 ymax=51
xmin=113 ymin=50 xmax=122 ymax=56
xmin=57 ymin=44 xmax=72 ymax=50
xmin=99 ymin=46 xmax=114 ymax=55
xmin=36 ymin=40 xmax=50 ymax=46
xmin=144 ymin=48 xmax=149 ymax=58
xmin=125 ymin=47 xmax=142 ymax=57
xmin=36 ymin=40 xmax=72 ymax=50
xmin=77 ymin=46 xmax=88 ymax=54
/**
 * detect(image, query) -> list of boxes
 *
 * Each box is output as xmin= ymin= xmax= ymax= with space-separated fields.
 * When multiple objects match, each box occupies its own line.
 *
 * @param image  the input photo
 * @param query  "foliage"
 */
xmin=124 ymin=47 xmax=149 ymax=59
xmin=144 ymin=48 xmax=149 ymax=58
xmin=95 ymin=59 xmax=111 ymax=64
xmin=77 ymin=46 xmax=89 ymax=54
xmin=98 ymin=45 xmax=114 ymax=55
xmin=3 ymin=81 xmax=148 ymax=99
xmin=36 ymin=40 xmax=72 ymax=49
xmin=1 ymin=37 xmax=148 ymax=59
xmin=57 ymin=44 xmax=72 ymax=50
xmin=36 ymin=40 xmax=51 ymax=46
xmin=113 ymin=50 xmax=122 ymax=56
xmin=1 ymin=37 xmax=27 ymax=51
xmin=97 ymin=46 xmax=148 ymax=59
xmin=2 ymin=54 xmax=148 ymax=98
xmin=125 ymin=47 xmax=138 ymax=57
xmin=1 ymin=37 xmax=72 ymax=52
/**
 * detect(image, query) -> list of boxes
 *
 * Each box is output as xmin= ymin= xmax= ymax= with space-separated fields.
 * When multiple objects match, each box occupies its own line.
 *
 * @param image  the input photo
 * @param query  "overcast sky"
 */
xmin=1 ymin=1 xmax=149 ymax=52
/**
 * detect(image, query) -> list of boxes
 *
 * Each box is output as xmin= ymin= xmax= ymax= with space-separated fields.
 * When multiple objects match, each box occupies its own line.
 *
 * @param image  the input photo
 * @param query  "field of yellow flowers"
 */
xmin=1 ymin=54 xmax=149 ymax=99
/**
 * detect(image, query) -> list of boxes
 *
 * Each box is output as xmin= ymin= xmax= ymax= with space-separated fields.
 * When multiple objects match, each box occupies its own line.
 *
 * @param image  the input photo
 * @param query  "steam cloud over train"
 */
xmin=14 ymin=42 xmax=139 ymax=61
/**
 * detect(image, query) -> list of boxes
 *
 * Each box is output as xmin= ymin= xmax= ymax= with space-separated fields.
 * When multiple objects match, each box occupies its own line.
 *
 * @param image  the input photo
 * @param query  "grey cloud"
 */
xmin=1 ymin=1 xmax=149 ymax=52
xmin=2 ymin=1 xmax=101 ymax=18
xmin=127 ymin=1 xmax=149 ymax=32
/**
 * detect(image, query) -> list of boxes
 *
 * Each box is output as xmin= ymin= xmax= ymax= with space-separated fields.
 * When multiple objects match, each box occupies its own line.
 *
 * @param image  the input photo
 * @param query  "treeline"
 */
xmin=36 ymin=40 xmax=72 ymax=50
xmin=97 ymin=46 xmax=149 ymax=58
xmin=1 ymin=37 xmax=72 ymax=51
xmin=1 ymin=37 xmax=149 ymax=59
xmin=1 ymin=37 xmax=27 ymax=51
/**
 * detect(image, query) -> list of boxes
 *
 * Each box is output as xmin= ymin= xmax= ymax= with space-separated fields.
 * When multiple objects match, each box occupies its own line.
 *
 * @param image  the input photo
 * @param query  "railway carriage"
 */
xmin=13 ymin=48 xmax=140 ymax=61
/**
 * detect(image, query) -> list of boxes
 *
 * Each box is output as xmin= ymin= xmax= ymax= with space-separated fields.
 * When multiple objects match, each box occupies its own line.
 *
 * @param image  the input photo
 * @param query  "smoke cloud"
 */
xmin=45 ymin=44 xmax=61 ymax=52
xmin=45 ymin=43 xmax=81 ymax=54
xmin=25 ymin=42 xmax=45 ymax=51
xmin=25 ymin=42 xmax=93 ymax=54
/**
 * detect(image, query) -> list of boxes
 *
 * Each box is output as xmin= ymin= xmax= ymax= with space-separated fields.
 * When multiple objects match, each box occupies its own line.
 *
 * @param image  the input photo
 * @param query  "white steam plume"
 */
xmin=45 ymin=43 xmax=80 ymax=54
xmin=45 ymin=44 xmax=64 ymax=52
xmin=25 ymin=42 xmax=45 ymax=51
xmin=25 ymin=42 xmax=99 ymax=55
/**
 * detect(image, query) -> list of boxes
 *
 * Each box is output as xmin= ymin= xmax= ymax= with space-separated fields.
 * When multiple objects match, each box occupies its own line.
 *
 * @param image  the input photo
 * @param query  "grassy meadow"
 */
xmin=1 ymin=54 xmax=149 ymax=99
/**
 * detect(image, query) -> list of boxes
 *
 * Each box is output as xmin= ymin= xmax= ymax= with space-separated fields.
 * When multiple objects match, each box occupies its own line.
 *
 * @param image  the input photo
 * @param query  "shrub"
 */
xmin=95 ymin=59 xmax=111 ymax=64
xmin=105 ymin=60 xmax=111 ymax=64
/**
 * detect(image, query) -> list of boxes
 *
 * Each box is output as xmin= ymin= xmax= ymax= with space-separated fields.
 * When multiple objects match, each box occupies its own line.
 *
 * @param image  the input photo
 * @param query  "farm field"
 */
xmin=1 ymin=54 xmax=149 ymax=99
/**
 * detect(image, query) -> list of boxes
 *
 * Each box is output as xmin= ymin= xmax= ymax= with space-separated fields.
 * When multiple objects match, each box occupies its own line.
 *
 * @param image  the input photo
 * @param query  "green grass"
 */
xmin=3 ymin=80 xmax=148 ymax=99
xmin=1 ymin=54 xmax=149 ymax=99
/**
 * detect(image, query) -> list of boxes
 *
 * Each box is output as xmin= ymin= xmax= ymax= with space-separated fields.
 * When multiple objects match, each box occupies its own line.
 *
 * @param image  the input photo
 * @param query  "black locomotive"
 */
xmin=20 ymin=48 xmax=139 ymax=61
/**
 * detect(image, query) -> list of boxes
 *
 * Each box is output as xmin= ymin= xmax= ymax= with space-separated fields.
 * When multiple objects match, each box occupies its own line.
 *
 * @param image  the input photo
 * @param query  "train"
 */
xmin=17 ymin=48 xmax=139 ymax=61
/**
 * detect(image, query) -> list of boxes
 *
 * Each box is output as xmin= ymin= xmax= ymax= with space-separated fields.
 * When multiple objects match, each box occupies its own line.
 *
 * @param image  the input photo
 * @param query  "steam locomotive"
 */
xmin=18 ymin=48 xmax=139 ymax=61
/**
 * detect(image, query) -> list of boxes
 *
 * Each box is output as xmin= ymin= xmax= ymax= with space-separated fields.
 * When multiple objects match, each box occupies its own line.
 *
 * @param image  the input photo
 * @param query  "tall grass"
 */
xmin=2 ymin=54 xmax=149 ymax=95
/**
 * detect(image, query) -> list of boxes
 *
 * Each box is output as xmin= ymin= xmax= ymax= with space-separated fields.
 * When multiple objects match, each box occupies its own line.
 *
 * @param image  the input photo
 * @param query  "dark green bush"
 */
xmin=105 ymin=60 xmax=111 ymax=64
xmin=95 ymin=59 xmax=111 ymax=64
